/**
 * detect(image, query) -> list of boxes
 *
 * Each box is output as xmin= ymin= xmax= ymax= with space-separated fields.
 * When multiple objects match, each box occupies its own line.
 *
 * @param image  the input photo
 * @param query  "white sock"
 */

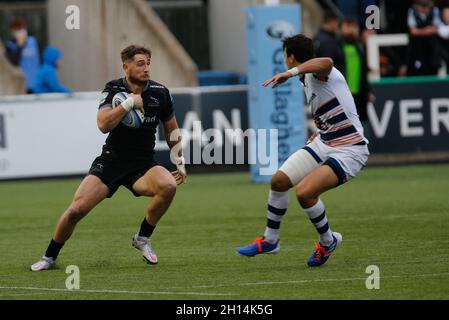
xmin=264 ymin=190 xmax=290 ymax=244
xmin=303 ymin=198 xmax=333 ymax=246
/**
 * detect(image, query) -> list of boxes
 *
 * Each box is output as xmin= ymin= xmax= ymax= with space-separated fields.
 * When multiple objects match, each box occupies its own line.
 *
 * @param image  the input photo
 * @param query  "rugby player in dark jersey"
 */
xmin=31 ymin=45 xmax=186 ymax=271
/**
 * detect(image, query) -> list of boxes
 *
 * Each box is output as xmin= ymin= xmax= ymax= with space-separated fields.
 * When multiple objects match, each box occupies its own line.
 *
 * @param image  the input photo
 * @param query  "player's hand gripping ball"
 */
xmin=112 ymin=92 xmax=145 ymax=128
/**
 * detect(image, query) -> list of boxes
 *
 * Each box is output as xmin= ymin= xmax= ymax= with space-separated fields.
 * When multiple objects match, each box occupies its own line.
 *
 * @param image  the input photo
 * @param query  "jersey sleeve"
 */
xmin=99 ymin=84 xmax=114 ymax=109
xmin=160 ymin=88 xmax=175 ymax=122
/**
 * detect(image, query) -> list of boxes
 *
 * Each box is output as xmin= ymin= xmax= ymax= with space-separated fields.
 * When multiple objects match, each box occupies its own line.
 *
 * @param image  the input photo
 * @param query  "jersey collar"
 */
xmin=122 ymin=78 xmax=150 ymax=92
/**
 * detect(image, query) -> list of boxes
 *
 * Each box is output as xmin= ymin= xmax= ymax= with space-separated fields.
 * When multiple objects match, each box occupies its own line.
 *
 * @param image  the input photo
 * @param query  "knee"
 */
xmin=295 ymin=184 xmax=316 ymax=207
xmin=158 ymin=180 xmax=177 ymax=199
xmin=66 ymin=201 xmax=90 ymax=224
xmin=270 ymin=171 xmax=292 ymax=192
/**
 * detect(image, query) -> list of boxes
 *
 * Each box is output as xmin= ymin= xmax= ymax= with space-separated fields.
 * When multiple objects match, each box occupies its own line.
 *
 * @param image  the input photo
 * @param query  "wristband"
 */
xmin=121 ymin=97 xmax=134 ymax=112
xmin=287 ymin=67 xmax=300 ymax=77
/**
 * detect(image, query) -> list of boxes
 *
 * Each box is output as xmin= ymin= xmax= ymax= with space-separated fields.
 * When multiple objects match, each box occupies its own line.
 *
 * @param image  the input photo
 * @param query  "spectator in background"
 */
xmin=341 ymin=18 xmax=371 ymax=123
xmin=314 ymin=11 xmax=346 ymax=75
xmin=438 ymin=7 xmax=449 ymax=69
xmin=400 ymin=0 xmax=442 ymax=76
xmin=4 ymin=17 xmax=41 ymax=93
xmin=34 ymin=47 xmax=71 ymax=94
xmin=384 ymin=0 xmax=413 ymax=34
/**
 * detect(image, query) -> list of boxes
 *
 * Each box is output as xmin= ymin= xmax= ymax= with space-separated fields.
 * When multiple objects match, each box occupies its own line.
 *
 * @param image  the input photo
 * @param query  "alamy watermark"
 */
xmin=64 ymin=4 xmax=381 ymax=31
xmin=168 ymin=121 xmax=280 ymax=176
xmin=65 ymin=265 xmax=80 ymax=290
xmin=365 ymin=265 xmax=380 ymax=290
xmin=65 ymin=5 xmax=80 ymax=30
xmin=365 ymin=5 xmax=380 ymax=30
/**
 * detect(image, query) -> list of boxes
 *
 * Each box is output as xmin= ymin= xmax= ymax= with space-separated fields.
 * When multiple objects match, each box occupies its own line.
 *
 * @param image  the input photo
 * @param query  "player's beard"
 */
xmin=343 ymin=35 xmax=358 ymax=44
xmin=128 ymin=74 xmax=149 ymax=86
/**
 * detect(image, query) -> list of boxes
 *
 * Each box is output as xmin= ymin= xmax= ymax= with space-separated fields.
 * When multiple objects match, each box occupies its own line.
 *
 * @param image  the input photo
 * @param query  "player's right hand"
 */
xmin=129 ymin=93 xmax=144 ymax=113
xmin=171 ymin=156 xmax=187 ymax=185
xmin=262 ymin=71 xmax=291 ymax=89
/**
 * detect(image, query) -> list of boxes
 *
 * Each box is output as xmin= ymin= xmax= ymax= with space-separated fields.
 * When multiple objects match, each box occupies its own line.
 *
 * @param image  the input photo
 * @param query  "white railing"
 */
xmin=366 ymin=33 xmax=409 ymax=81
xmin=366 ymin=33 xmax=447 ymax=81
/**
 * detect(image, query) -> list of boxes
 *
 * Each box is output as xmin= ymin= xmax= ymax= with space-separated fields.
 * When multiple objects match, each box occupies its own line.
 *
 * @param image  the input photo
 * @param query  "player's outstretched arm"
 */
xmin=262 ymin=58 xmax=334 ymax=89
xmin=262 ymin=71 xmax=291 ymax=89
xmin=163 ymin=117 xmax=187 ymax=185
xmin=295 ymin=57 xmax=334 ymax=77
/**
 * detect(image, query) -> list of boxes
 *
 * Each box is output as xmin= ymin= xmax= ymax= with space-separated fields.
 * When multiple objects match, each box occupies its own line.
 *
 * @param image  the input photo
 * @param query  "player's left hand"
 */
xmin=171 ymin=156 xmax=187 ymax=185
xmin=262 ymin=71 xmax=291 ymax=89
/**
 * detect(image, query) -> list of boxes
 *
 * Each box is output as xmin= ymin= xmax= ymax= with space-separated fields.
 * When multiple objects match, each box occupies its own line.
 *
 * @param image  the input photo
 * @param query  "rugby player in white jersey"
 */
xmin=236 ymin=34 xmax=369 ymax=266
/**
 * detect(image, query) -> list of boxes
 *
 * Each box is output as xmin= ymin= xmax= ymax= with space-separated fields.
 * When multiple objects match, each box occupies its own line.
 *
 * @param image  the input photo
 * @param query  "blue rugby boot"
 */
xmin=307 ymin=232 xmax=342 ymax=267
xmin=236 ymin=237 xmax=280 ymax=257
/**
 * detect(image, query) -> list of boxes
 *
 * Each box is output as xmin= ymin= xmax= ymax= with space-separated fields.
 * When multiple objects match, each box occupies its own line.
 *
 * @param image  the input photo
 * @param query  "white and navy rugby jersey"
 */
xmin=301 ymin=67 xmax=368 ymax=148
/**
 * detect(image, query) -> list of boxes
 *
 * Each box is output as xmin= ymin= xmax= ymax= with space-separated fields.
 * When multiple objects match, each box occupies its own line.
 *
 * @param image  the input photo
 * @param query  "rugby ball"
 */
xmin=112 ymin=92 xmax=145 ymax=129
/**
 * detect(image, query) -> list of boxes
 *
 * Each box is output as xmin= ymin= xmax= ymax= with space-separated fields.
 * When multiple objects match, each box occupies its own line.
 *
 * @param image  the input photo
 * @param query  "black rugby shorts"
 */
xmin=88 ymin=149 xmax=157 ymax=198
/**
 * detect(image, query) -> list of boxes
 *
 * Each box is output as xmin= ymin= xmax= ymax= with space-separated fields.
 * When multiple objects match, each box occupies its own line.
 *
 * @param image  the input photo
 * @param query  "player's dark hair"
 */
xmin=282 ymin=34 xmax=315 ymax=63
xmin=323 ymin=10 xmax=340 ymax=24
xmin=342 ymin=17 xmax=359 ymax=26
xmin=121 ymin=45 xmax=152 ymax=62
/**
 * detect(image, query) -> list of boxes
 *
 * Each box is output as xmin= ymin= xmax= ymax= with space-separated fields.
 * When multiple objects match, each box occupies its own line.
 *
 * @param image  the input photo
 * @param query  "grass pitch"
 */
xmin=0 ymin=164 xmax=448 ymax=300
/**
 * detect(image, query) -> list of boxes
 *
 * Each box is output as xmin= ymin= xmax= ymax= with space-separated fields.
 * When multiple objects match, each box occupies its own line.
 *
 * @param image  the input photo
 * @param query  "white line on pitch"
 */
xmin=183 ymin=272 xmax=449 ymax=289
xmin=0 ymin=286 xmax=238 ymax=297
xmin=0 ymin=292 xmax=54 ymax=297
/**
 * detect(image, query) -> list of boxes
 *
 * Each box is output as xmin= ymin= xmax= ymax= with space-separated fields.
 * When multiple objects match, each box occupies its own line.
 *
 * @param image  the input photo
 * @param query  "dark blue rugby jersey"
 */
xmin=98 ymin=78 xmax=175 ymax=158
